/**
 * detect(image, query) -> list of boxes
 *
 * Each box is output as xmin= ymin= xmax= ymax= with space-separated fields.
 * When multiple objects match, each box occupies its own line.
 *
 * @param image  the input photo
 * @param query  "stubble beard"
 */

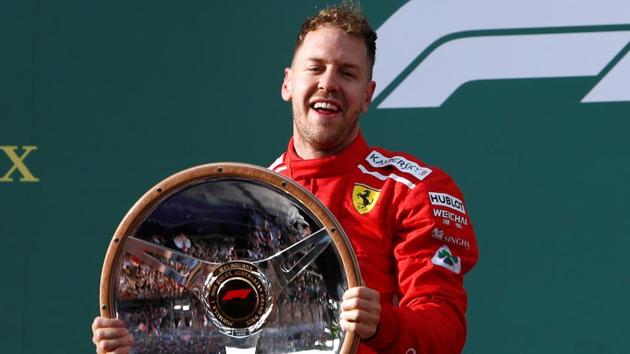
xmin=292 ymin=106 xmax=360 ymax=153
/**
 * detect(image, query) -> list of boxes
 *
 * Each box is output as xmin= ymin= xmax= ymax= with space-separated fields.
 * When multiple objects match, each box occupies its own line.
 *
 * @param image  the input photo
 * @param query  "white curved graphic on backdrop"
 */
xmin=379 ymin=32 xmax=630 ymax=108
xmin=374 ymin=0 xmax=630 ymax=107
xmin=583 ymin=50 xmax=630 ymax=102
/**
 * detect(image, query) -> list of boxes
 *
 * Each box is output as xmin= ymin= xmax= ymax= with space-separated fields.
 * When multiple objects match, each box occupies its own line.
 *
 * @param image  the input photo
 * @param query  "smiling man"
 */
xmin=282 ymin=23 xmax=375 ymax=159
xmin=93 ymin=4 xmax=478 ymax=354
xmin=270 ymin=5 xmax=479 ymax=353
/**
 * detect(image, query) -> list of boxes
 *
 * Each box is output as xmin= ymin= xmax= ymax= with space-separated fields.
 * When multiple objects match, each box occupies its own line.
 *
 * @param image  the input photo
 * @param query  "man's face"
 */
xmin=282 ymin=26 xmax=376 ymax=157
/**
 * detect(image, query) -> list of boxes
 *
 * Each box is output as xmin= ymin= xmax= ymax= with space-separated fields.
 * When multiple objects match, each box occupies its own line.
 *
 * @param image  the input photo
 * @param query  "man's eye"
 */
xmin=307 ymin=66 xmax=322 ymax=72
xmin=342 ymin=71 xmax=356 ymax=78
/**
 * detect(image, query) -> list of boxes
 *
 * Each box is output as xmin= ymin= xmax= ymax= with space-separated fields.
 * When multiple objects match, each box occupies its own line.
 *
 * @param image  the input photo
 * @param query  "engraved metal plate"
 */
xmin=99 ymin=163 xmax=362 ymax=353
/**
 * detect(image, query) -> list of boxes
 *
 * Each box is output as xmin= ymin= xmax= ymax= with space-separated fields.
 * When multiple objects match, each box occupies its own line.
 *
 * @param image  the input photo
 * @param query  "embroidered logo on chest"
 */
xmin=352 ymin=183 xmax=381 ymax=214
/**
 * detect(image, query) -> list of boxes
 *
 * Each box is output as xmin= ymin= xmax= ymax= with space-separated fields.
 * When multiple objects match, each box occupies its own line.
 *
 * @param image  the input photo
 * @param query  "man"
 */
xmin=93 ymin=5 xmax=478 ymax=354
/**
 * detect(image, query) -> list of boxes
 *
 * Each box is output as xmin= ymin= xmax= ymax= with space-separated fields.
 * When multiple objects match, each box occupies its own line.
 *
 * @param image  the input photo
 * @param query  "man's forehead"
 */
xmin=294 ymin=26 xmax=369 ymax=66
xmin=302 ymin=55 xmax=362 ymax=68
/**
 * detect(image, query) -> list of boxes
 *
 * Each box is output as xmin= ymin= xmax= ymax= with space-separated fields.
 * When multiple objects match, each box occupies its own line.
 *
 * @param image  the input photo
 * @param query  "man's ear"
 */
xmin=361 ymin=80 xmax=376 ymax=112
xmin=281 ymin=67 xmax=293 ymax=102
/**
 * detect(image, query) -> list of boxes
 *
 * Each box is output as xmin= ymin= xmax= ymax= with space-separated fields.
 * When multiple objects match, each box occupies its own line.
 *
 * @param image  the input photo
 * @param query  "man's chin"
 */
xmin=306 ymin=132 xmax=353 ymax=152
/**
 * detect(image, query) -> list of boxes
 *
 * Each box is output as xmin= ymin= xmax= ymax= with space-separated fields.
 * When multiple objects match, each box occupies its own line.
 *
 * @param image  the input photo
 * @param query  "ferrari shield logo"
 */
xmin=353 ymin=183 xmax=380 ymax=214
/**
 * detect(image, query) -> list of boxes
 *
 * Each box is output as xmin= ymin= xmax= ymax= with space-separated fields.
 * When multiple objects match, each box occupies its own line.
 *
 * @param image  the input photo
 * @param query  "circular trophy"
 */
xmin=100 ymin=163 xmax=362 ymax=353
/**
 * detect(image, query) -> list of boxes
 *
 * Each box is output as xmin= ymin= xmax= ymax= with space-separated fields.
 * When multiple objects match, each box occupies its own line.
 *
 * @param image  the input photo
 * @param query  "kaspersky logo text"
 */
xmin=0 ymin=146 xmax=39 ymax=183
xmin=373 ymin=0 xmax=630 ymax=108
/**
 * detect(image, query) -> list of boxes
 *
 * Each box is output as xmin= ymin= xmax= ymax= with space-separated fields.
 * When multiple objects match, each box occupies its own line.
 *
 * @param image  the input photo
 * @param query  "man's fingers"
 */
xmin=340 ymin=318 xmax=377 ymax=340
xmin=341 ymin=297 xmax=381 ymax=313
xmin=96 ymin=335 xmax=133 ymax=354
xmin=340 ymin=318 xmax=372 ymax=330
xmin=340 ymin=286 xmax=381 ymax=340
xmin=341 ymin=287 xmax=381 ymax=320
xmin=92 ymin=316 xmax=133 ymax=353
xmin=93 ymin=327 xmax=131 ymax=342
xmin=92 ymin=317 xmax=126 ymax=331
xmin=340 ymin=308 xmax=379 ymax=324
xmin=342 ymin=286 xmax=380 ymax=302
xmin=108 ymin=348 xmax=131 ymax=354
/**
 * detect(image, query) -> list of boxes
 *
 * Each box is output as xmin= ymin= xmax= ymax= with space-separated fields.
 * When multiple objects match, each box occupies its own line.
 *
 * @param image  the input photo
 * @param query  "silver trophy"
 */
xmin=100 ymin=163 xmax=362 ymax=353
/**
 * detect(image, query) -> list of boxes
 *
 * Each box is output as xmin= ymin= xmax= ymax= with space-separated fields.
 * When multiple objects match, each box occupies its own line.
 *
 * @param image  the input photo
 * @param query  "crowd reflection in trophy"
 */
xmin=115 ymin=208 xmax=341 ymax=353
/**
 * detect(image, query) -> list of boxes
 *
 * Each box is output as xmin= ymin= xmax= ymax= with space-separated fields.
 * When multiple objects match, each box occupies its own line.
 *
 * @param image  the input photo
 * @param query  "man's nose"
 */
xmin=318 ymin=69 xmax=340 ymax=92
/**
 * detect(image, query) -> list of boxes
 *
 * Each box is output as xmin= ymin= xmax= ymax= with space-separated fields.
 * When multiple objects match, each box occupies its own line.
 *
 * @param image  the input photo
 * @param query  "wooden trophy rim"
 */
xmin=99 ymin=162 xmax=361 ymax=353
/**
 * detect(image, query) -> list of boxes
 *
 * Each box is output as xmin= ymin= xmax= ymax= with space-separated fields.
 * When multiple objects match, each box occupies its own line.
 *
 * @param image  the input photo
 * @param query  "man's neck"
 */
xmin=292 ymin=130 xmax=359 ymax=160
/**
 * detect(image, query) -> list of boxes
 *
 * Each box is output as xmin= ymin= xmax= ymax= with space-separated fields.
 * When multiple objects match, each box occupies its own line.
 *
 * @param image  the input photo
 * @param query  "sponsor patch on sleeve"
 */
xmin=432 ymin=208 xmax=469 ymax=229
xmin=431 ymin=245 xmax=461 ymax=274
xmin=366 ymin=150 xmax=432 ymax=181
xmin=431 ymin=228 xmax=470 ymax=249
xmin=428 ymin=192 xmax=466 ymax=214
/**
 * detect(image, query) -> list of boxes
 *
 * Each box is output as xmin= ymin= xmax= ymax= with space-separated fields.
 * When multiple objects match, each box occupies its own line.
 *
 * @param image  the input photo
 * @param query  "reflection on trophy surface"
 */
xmin=101 ymin=164 xmax=361 ymax=353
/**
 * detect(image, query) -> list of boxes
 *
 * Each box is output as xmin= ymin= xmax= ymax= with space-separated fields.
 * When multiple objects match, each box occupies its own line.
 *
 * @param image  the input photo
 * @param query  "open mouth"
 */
xmin=310 ymin=101 xmax=340 ymax=116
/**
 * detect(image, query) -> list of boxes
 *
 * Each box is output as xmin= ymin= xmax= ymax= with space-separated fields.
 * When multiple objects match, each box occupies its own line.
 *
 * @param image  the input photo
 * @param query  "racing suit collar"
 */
xmin=285 ymin=132 xmax=369 ymax=179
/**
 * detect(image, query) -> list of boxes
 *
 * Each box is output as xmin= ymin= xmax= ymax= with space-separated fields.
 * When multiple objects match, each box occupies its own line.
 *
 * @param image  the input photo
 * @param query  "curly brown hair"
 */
xmin=295 ymin=4 xmax=377 ymax=75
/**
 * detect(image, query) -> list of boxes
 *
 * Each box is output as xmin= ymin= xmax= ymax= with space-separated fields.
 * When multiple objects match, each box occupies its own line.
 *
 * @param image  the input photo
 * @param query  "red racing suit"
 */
xmin=269 ymin=133 xmax=479 ymax=354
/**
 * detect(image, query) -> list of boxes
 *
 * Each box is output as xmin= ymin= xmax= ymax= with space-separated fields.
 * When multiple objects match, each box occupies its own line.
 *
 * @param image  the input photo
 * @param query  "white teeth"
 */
xmin=313 ymin=102 xmax=339 ymax=111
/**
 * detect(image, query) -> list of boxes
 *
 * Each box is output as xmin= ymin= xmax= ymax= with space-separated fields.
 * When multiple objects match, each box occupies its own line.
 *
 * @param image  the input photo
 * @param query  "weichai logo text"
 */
xmin=433 ymin=209 xmax=468 ymax=226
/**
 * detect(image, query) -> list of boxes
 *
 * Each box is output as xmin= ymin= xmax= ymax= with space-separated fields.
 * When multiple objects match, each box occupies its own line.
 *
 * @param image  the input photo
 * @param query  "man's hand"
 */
xmin=92 ymin=317 xmax=133 ymax=354
xmin=340 ymin=286 xmax=381 ymax=340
